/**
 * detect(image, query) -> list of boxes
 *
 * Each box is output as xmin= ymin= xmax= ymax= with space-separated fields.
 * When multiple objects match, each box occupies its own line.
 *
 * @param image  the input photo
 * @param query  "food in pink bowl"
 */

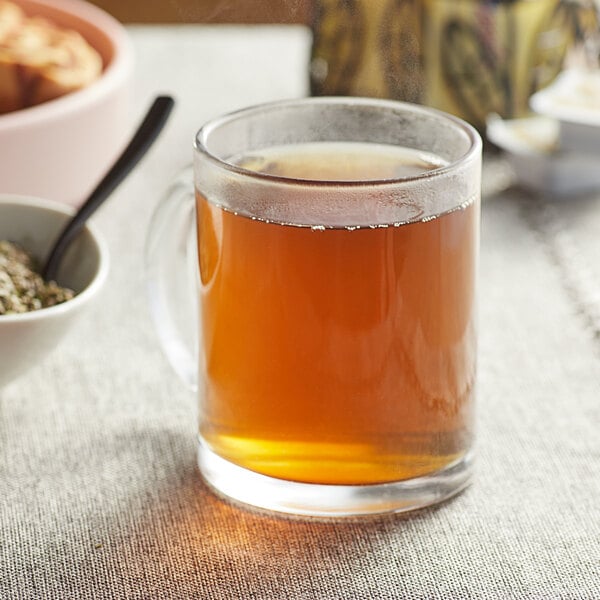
xmin=0 ymin=0 xmax=103 ymax=112
xmin=0 ymin=0 xmax=133 ymax=207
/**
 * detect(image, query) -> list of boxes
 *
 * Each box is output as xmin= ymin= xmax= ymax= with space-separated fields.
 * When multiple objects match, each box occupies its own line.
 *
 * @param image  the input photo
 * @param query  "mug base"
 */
xmin=198 ymin=438 xmax=473 ymax=518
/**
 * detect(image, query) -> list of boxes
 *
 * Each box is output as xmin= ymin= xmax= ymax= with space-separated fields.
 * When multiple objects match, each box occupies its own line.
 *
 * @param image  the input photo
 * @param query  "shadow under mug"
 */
xmin=146 ymin=97 xmax=482 ymax=517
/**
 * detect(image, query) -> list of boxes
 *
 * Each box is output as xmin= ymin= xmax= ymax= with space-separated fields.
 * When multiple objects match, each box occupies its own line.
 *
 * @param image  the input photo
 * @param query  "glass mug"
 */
xmin=146 ymin=97 xmax=482 ymax=517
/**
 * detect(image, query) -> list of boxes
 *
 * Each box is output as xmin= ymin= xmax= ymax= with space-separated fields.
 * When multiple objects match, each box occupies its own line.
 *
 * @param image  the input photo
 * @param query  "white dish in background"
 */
xmin=486 ymin=113 xmax=600 ymax=196
xmin=530 ymin=68 xmax=600 ymax=154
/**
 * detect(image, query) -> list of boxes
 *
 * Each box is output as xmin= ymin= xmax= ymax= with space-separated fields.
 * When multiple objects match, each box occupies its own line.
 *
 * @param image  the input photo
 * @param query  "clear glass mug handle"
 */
xmin=145 ymin=167 xmax=198 ymax=392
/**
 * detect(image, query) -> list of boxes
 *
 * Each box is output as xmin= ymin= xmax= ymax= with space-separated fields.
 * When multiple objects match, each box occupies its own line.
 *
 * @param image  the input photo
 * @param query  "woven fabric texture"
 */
xmin=1 ymin=27 xmax=599 ymax=599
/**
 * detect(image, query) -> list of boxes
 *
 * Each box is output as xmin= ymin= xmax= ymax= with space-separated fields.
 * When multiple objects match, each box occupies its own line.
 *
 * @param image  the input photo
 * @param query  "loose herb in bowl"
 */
xmin=0 ymin=240 xmax=74 ymax=315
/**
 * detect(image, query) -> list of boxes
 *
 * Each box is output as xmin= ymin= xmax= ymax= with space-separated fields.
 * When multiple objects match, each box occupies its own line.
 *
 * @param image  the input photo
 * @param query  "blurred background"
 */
xmin=86 ymin=0 xmax=599 ymax=130
xmin=2 ymin=0 xmax=599 ymax=198
xmin=88 ymin=0 xmax=312 ymax=23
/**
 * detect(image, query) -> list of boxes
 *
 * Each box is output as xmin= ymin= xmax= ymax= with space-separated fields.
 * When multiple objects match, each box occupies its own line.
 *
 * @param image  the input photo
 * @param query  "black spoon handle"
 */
xmin=42 ymin=95 xmax=175 ymax=281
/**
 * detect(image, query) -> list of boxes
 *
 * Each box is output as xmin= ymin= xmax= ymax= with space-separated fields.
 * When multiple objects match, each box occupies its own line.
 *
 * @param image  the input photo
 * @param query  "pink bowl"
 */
xmin=0 ymin=0 xmax=134 ymax=207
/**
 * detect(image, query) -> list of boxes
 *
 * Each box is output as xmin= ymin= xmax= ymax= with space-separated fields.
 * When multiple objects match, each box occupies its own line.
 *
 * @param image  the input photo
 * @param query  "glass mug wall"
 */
xmin=147 ymin=98 xmax=482 ymax=517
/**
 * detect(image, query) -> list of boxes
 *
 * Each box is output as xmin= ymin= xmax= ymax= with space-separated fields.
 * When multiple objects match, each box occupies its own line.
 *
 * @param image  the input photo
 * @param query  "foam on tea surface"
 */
xmin=205 ymin=141 xmax=463 ymax=228
xmin=232 ymin=142 xmax=446 ymax=182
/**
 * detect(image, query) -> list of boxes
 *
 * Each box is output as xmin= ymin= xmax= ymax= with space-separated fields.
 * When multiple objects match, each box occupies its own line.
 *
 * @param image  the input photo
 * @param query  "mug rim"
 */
xmin=194 ymin=96 xmax=482 ymax=188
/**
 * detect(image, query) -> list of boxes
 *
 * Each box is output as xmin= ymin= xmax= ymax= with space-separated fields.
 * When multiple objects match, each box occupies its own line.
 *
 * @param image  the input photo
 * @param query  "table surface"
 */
xmin=1 ymin=25 xmax=599 ymax=600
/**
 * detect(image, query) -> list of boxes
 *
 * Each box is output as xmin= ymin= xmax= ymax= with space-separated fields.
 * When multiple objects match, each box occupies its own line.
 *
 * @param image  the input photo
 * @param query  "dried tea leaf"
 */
xmin=0 ymin=240 xmax=75 ymax=315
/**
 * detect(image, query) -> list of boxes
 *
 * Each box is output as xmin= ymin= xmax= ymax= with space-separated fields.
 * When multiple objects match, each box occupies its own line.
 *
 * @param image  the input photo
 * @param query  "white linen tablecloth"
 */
xmin=1 ymin=25 xmax=599 ymax=599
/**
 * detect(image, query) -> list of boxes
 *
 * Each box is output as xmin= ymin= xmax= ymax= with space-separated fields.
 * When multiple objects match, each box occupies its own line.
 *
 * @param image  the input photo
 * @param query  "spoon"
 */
xmin=42 ymin=95 xmax=175 ymax=281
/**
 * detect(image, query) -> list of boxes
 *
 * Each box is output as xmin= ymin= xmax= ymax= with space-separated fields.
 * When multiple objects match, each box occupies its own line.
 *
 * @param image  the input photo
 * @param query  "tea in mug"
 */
xmin=196 ymin=142 xmax=477 ymax=486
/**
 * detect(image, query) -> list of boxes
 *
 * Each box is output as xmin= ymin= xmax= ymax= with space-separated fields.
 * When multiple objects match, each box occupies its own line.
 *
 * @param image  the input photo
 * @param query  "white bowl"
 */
xmin=530 ymin=68 xmax=600 ymax=154
xmin=0 ymin=0 xmax=133 ymax=207
xmin=487 ymin=113 xmax=600 ymax=196
xmin=0 ymin=194 xmax=109 ymax=387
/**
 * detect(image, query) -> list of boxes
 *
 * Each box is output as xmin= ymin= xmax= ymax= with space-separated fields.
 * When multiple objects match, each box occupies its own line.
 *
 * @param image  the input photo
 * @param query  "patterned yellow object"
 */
xmin=310 ymin=0 xmax=595 ymax=130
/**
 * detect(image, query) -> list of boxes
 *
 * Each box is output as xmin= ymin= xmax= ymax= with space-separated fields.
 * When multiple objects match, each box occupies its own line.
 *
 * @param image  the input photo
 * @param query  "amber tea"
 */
xmin=196 ymin=141 xmax=478 ymax=487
